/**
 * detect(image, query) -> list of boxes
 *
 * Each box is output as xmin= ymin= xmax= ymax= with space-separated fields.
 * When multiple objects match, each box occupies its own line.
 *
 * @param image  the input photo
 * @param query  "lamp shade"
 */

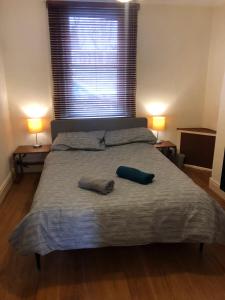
xmin=27 ymin=118 xmax=43 ymax=134
xmin=151 ymin=116 xmax=166 ymax=131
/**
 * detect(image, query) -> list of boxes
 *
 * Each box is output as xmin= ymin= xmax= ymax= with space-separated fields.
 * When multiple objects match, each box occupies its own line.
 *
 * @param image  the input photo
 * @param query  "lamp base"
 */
xmin=33 ymin=144 xmax=42 ymax=148
xmin=33 ymin=133 xmax=42 ymax=148
xmin=156 ymin=140 xmax=163 ymax=144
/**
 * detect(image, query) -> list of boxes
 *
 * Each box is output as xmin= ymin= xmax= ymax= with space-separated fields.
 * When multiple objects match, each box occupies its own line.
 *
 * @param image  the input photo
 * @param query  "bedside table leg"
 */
xmin=19 ymin=154 xmax=24 ymax=176
xmin=35 ymin=253 xmax=41 ymax=271
xmin=13 ymin=154 xmax=24 ymax=183
xmin=174 ymin=147 xmax=177 ymax=157
xmin=199 ymin=243 xmax=204 ymax=253
xmin=13 ymin=154 xmax=19 ymax=183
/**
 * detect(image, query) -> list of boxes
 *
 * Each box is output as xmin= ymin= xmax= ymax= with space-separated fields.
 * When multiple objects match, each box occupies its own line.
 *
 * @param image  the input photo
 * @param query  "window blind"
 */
xmin=47 ymin=1 xmax=139 ymax=119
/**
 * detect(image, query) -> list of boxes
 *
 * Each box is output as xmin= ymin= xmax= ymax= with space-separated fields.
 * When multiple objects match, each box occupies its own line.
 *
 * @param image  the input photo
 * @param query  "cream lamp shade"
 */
xmin=152 ymin=116 xmax=166 ymax=131
xmin=148 ymin=115 xmax=166 ymax=144
xmin=27 ymin=118 xmax=43 ymax=148
xmin=27 ymin=118 xmax=43 ymax=134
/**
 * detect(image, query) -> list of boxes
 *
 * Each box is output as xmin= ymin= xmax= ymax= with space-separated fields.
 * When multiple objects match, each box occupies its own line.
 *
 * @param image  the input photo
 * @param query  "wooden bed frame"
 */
xmin=35 ymin=244 xmax=205 ymax=271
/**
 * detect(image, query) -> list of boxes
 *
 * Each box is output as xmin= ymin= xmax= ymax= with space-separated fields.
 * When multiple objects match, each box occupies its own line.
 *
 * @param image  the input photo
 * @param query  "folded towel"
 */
xmin=78 ymin=177 xmax=115 ymax=195
xmin=116 ymin=166 xmax=155 ymax=185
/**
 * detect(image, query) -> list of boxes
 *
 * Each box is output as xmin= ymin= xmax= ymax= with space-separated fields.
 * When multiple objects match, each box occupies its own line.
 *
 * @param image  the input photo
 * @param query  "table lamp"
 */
xmin=150 ymin=116 xmax=166 ymax=144
xmin=27 ymin=118 xmax=43 ymax=148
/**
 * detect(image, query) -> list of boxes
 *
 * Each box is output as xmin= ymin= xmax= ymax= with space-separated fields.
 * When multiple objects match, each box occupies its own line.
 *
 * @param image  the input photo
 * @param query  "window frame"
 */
xmin=47 ymin=1 xmax=140 ymax=119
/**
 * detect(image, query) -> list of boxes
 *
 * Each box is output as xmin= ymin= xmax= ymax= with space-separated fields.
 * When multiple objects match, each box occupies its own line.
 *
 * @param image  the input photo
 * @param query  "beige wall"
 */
xmin=203 ymin=5 xmax=225 ymax=130
xmin=212 ymin=74 xmax=225 ymax=184
xmin=0 ymin=0 xmax=53 ymax=148
xmin=0 ymin=0 xmax=213 ymax=146
xmin=209 ymin=5 xmax=225 ymax=186
xmin=136 ymin=4 xmax=212 ymax=142
xmin=0 ymin=46 xmax=13 ymax=192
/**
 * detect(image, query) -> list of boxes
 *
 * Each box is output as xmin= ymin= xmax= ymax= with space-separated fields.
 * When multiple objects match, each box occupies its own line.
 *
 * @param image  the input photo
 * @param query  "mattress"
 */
xmin=10 ymin=143 xmax=225 ymax=255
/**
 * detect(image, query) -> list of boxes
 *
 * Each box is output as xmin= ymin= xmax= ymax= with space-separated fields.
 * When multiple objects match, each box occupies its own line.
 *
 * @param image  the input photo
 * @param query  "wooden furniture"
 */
xmin=13 ymin=145 xmax=51 ymax=182
xmin=155 ymin=141 xmax=177 ymax=161
xmin=177 ymin=128 xmax=216 ymax=170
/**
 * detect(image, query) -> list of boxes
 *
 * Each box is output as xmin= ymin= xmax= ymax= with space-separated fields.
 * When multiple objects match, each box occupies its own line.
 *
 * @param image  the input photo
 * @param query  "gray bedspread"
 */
xmin=10 ymin=143 xmax=225 ymax=255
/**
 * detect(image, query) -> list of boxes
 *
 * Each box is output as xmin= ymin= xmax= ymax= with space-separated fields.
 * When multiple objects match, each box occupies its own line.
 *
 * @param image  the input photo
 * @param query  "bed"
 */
xmin=10 ymin=118 xmax=225 ymax=267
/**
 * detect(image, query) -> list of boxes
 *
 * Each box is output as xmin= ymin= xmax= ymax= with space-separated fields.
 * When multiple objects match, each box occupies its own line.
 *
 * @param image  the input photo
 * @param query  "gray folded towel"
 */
xmin=78 ymin=177 xmax=115 ymax=195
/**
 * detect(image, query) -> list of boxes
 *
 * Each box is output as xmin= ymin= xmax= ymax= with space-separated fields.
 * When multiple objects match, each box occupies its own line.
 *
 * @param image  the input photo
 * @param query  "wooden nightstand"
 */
xmin=13 ymin=145 xmax=51 ymax=182
xmin=155 ymin=141 xmax=177 ymax=161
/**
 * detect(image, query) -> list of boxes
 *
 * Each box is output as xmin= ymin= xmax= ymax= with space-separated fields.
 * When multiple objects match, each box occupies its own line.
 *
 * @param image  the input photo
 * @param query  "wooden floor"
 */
xmin=1 ymin=168 xmax=225 ymax=300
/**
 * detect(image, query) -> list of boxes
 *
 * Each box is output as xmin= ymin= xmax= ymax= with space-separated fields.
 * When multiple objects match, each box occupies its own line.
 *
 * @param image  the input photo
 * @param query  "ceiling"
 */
xmin=141 ymin=0 xmax=225 ymax=6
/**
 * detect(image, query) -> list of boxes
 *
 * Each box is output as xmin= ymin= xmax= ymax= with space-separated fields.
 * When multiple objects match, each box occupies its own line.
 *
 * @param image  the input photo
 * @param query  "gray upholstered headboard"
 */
xmin=51 ymin=117 xmax=147 ymax=141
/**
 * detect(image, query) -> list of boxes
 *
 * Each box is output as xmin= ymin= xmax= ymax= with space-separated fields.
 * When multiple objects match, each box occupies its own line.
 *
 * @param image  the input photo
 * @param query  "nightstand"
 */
xmin=13 ymin=145 xmax=51 ymax=182
xmin=155 ymin=141 xmax=177 ymax=161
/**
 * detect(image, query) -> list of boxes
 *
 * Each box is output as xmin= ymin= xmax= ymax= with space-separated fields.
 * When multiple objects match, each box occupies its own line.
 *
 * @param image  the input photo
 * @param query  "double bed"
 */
xmin=10 ymin=118 xmax=225 ymax=267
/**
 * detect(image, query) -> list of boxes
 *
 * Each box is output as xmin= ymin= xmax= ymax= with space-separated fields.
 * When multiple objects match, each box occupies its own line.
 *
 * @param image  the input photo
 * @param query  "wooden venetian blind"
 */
xmin=47 ymin=1 xmax=139 ymax=119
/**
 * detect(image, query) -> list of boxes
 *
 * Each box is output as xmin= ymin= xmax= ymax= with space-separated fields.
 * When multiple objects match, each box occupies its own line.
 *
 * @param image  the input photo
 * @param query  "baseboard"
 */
xmin=0 ymin=173 xmax=12 ymax=204
xmin=184 ymin=164 xmax=212 ymax=172
xmin=209 ymin=177 xmax=225 ymax=200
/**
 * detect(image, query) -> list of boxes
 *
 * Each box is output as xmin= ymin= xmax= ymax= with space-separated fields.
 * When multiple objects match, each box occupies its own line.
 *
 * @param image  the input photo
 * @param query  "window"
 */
xmin=47 ymin=1 xmax=139 ymax=119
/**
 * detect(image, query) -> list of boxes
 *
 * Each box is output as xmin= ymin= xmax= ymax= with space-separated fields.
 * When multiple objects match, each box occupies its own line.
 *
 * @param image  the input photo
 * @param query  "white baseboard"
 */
xmin=184 ymin=164 xmax=212 ymax=172
xmin=209 ymin=177 xmax=225 ymax=200
xmin=0 ymin=173 xmax=12 ymax=204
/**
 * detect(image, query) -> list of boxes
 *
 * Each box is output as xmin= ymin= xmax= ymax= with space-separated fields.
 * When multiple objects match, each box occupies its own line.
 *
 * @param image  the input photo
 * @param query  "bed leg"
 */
xmin=35 ymin=253 xmax=41 ymax=271
xmin=199 ymin=243 xmax=204 ymax=254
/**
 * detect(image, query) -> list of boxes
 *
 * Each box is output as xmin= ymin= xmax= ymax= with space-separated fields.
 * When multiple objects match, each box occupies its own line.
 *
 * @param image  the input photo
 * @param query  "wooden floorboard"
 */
xmin=1 ymin=169 xmax=225 ymax=300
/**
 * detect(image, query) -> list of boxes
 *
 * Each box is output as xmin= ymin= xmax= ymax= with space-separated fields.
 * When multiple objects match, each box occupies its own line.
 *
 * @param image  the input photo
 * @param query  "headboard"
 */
xmin=51 ymin=117 xmax=147 ymax=141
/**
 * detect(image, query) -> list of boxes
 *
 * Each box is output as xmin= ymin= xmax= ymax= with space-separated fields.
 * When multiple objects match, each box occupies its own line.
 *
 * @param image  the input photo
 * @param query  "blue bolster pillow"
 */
xmin=116 ymin=166 xmax=155 ymax=185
